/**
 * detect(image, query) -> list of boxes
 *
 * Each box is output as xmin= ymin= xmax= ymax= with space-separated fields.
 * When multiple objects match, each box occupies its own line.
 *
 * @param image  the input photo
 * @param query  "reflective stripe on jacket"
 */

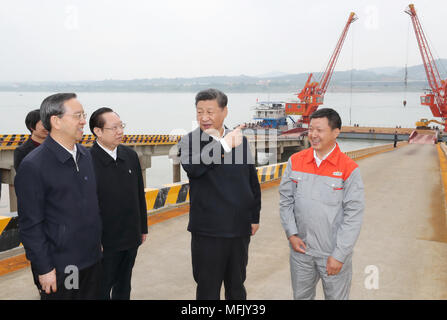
xmin=279 ymin=143 xmax=364 ymax=263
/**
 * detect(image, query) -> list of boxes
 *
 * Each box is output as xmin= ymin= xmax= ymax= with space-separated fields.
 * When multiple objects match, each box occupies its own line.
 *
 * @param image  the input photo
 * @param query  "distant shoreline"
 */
xmin=0 ymin=86 xmax=431 ymax=94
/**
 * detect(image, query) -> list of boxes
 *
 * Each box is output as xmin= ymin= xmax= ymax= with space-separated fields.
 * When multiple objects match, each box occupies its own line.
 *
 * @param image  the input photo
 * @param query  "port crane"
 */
xmin=405 ymin=4 xmax=447 ymax=132
xmin=285 ymin=12 xmax=357 ymax=125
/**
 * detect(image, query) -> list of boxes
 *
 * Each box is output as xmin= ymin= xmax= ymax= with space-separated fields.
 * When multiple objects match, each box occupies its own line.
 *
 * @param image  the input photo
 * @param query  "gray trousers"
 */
xmin=290 ymin=249 xmax=352 ymax=300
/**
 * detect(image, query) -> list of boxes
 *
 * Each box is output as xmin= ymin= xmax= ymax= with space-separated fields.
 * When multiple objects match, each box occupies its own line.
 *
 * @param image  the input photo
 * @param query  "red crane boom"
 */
xmin=405 ymin=4 xmax=447 ymax=131
xmin=285 ymin=12 xmax=357 ymax=124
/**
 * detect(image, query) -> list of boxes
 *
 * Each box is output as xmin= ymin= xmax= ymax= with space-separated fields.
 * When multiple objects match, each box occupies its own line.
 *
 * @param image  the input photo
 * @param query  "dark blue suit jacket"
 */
xmin=178 ymin=128 xmax=261 ymax=238
xmin=15 ymin=135 xmax=102 ymax=275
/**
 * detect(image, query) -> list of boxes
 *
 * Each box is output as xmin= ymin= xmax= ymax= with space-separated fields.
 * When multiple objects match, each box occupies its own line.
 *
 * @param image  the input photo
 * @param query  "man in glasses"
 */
xmin=89 ymin=107 xmax=148 ymax=300
xmin=15 ymin=93 xmax=103 ymax=299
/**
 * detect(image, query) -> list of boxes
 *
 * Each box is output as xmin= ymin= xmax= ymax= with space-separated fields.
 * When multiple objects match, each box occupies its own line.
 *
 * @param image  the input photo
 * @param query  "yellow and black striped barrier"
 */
xmin=145 ymin=183 xmax=190 ymax=212
xmin=144 ymin=162 xmax=288 ymax=213
xmin=0 ymin=215 xmax=20 ymax=252
xmin=0 ymin=134 xmax=182 ymax=149
xmin=0 ymin=134 xmax=29 ymax=148
xmin=257 ymin=163 xmax=287 ymax=184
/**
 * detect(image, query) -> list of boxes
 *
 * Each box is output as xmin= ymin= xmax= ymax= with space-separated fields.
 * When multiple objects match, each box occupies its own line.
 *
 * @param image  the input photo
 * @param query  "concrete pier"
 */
xmin=0 ymin=143 xmax=446 ymax=299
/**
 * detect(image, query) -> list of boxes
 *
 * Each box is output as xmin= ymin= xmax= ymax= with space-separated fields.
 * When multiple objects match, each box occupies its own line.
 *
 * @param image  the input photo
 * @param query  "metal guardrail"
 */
xmin=0 ymin=134 xmax=182 ymax=149
xmin=345 ymin=141 xmax=408 ymax=160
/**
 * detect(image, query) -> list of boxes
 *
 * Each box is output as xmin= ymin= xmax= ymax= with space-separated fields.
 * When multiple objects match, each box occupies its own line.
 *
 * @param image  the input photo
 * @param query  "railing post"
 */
xmin=173 ymin=163 xmax=181 ymax=183
xmin=9 ymin=184 xmax=17 ymax=212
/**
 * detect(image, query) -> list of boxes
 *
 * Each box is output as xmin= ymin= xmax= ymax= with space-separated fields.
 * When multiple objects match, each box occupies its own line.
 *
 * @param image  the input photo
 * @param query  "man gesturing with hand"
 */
xmin=178 ymin=88 xmax=261 ymax=300
xmin=279 ymin=108 xmax=364 ymax=300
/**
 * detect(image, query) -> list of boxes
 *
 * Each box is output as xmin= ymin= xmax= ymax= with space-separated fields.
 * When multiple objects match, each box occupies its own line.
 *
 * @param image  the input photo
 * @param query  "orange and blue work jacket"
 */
xmin=279 ymin=143 xmax=364 ymax=263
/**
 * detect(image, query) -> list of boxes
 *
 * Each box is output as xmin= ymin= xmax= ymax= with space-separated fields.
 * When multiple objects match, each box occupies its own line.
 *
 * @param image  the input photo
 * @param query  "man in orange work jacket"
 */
xmin=279 ymin=108 xmax=364 ymax=300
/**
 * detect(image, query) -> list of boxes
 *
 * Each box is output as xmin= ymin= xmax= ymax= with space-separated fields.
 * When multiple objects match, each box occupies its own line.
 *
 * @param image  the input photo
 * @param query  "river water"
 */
xmin=0 ymin=90 xmax=431 ymax=191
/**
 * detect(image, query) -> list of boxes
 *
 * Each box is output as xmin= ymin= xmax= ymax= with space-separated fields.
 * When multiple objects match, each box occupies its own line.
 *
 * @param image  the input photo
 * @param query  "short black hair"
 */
xmin=40 ymin=93 xmax=77 ymax=131
xmin=309 ymin=108 xmax=342 ymax=130
xmin=89 ymin=107 xmax=115 ymax=137
xmin=195 ymin=88 xmax=228 ymax=109
xmin=24 ymin=109 xmax=41 ymax=134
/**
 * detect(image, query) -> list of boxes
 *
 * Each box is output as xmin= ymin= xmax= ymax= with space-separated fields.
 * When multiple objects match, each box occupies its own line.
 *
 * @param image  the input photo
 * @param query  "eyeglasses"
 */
xmin=103 ymin=123 xmax=126 ymax=131
xmin=65 ymin=112 xmax=88 ymax=121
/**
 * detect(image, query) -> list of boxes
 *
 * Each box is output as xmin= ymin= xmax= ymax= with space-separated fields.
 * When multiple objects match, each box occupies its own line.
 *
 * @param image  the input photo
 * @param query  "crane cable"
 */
xmin=421 ymin=16 xmax=447 ymax=78
xmin=349 ymin=21 xmax=354 ymax=125
xmin=403 ymin=19 xmax=410 ymax=107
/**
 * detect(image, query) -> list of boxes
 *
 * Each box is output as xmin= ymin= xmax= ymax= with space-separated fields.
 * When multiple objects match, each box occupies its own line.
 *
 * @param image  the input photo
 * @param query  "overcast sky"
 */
xmin=0 ymin=0 xmax=445 ymax=81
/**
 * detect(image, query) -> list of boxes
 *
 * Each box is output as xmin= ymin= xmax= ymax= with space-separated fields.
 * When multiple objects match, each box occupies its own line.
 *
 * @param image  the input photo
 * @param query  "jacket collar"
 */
xmin=23 ymin=137 xmax=40 ymax=148
xmin=92 ymin=141 xmax=128 ymax=165
xmin=194 ymin=125 xmax=229 ymax=139
xmin=305 ymin=142 xmax=340 ymax=166
xmin=324 ymin=143 xmax=341 ymax=166
xmin=44 ymin=134 xmax=85 ymax=164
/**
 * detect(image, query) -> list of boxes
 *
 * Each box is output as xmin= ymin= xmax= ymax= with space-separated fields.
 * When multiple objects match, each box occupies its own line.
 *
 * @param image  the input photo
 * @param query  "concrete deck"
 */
xmin=1 ymin=143 xmax=446 ymax=299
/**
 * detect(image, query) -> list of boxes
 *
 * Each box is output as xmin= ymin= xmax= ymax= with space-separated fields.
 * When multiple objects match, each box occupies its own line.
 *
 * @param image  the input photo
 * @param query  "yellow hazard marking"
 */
xmin=0 ymin=254 xmax=30 ymax=277
xmin=274 ymin=165 xmax=281 ymax=180
xmin=144 ymin=188 xmax=159 ymax=211
xmin=257 ymin=167 xmax=263 ymax=183
xmin=265 ymin=165 xmax=274 ymax=181
xmin=437 ymin=144 xmax=447 ymax=213
xmin=0 ymin=216 xmax=11 ymax=235
xmin=166 ymin=185 xmax=182 ymax=205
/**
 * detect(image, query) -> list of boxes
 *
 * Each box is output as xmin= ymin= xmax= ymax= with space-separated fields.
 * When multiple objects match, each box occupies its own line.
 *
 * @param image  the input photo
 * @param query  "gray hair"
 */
xmin=40 ymin=93 xmax=77 ymax=131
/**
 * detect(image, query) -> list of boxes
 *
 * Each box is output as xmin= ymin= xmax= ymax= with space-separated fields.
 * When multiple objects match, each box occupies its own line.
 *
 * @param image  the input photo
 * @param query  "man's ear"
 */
xmin=93 ymin=127 xmax=102 ymax=138
xmin=333 ymin=128 xmax=341 ymax=139
xmin=50 ymin=115 xmax=60 ymax=130
xmin=223 ymin=106 xmax=228 ymax=118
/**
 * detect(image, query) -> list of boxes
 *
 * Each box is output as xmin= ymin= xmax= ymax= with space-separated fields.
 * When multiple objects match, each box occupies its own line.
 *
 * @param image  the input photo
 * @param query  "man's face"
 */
xmin=53 ymin=98 xmax=87 ymax=142
xmin=309 ymin=117 xmax=340 ymax=153
xmin=196 ymin=99 xmax=227 ymax=134
xmin=32 ymin=120 xmax=48 ymax=140
xmin=95 ymin=112 xmax=124 ymax=149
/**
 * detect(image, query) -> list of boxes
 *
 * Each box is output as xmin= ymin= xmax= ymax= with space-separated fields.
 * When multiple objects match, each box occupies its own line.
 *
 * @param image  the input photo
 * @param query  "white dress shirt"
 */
xmin=97 ymin=141 xmax=118 ymax=161
xmin=55 ymin=141 xmax=77 ymax=162
xmin=209 ymin=127 xmax=232 ymax=153
xmin=54 ymin=140 xmax=79 ymax=170
xmin=314 ymin=143 xmax=337 ymax=167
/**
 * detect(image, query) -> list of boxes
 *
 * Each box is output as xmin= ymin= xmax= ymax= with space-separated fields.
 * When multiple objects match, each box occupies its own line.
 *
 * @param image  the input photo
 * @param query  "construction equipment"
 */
xmin=415 ymin=118 xmax=444 ymax=130
xmin=405 ymin=4 xmax=447 ymax=132
xmin=285 ymin=12 xmax=357 ymax=125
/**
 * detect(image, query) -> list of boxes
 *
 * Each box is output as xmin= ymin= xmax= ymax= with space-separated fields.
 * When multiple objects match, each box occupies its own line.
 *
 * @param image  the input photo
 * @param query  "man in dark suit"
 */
xmin=14 ymin=109 xmax=48 ymax=170
xmin=14 ymin=93 xmax=102 ymax=300
xmin=178 ymin=88 xmax=261 ymax=300
xmin=89 ymin=107 xmax=148 ymax=300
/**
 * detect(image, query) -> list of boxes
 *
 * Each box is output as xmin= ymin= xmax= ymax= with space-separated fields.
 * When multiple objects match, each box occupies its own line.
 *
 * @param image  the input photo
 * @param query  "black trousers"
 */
xmin=191 ymin=233 xmax=250 ymax=300
xmin=99 ymin=246 xmax=139 ymax=300
xmin=32 ymin=261 xmax=102 ymax=300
